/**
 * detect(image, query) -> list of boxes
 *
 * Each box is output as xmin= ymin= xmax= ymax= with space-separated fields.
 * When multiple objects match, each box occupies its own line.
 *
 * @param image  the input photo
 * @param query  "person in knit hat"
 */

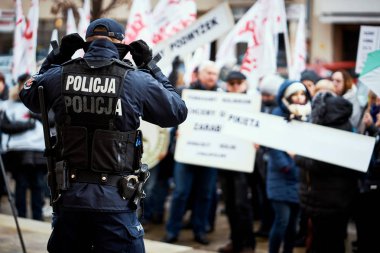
xmin=266 ymin=80 xmax=312 ymax=253
xmin=259 ymin=74 xmax=284 ymax=113
xmin=281 ymin=81 xmax=312 ymax=121
xmin=301 ymin=69 xmax=321 ymax=97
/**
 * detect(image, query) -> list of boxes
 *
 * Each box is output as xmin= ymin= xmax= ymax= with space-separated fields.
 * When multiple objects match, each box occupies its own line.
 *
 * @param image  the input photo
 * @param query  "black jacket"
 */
xmin=296 ymin=92 xmax=360 ymax=217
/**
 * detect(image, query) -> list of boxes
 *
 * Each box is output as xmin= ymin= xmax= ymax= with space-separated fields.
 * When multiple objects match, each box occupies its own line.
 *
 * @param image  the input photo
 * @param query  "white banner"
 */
xmin=174 ymin=89 xmax=261 ymax=172
xmin=154 ymin=3 xmax=234 ymax=68
xmin=221 ymin=110 xmax=376 ymax=172
xmin=355 ymin=26 xmax=380 ymax=74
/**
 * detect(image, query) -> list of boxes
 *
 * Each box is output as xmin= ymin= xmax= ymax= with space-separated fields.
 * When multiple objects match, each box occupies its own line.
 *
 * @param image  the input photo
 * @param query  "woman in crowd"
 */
xmin=296 ymin=82 xmax=361 ymax=253
xmin=267 ymin=80 xmax=311 ymax=253
xmin=331 ymin=69 xmax=363 ymax=131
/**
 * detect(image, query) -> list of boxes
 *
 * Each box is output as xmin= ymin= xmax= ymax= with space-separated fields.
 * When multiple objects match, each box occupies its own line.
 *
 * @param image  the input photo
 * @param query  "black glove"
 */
xmin=59 ymin=33 xmax=85 ymax=60
xmin=41 ymin=33 xmax=85 ymax=71
xmin=129 ymin=40 xmax=152 ymax=68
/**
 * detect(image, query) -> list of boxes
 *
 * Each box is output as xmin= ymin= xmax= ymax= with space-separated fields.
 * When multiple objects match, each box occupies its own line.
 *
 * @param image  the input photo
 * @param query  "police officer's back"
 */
xmin=19 ymin=18 xmax=187 ymax=253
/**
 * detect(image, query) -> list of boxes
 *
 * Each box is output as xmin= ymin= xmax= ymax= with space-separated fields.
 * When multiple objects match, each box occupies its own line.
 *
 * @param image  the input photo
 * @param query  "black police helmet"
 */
xmin=85 ymin=18 xmax=125 ymax=41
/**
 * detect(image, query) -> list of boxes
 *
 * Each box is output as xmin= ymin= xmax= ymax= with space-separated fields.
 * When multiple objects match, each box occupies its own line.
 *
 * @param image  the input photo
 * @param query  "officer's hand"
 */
xmin=60 ymin=33 xmax=85 ymax=59
xmin=129 ymin=40 xmax=152 ymax=68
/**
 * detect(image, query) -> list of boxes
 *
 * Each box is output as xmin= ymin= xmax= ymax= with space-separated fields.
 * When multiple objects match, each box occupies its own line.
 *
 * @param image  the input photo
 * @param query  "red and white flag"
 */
xmin=216 ymin=0 xmax=287 ymax=89
xmin=12 ymin=0 xmax=39 ymax=81
xmin=124 ymin=0 xmax=153 ymax=45
xmin=289 ymin=5 xmax=306 ymax=80
xmin=152 ymin=0 xmax=197 ymax=45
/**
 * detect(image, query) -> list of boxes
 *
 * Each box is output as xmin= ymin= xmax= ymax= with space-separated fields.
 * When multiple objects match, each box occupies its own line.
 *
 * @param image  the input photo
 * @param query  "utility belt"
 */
xmin=55 ymin=160 xmax=149 ymax=210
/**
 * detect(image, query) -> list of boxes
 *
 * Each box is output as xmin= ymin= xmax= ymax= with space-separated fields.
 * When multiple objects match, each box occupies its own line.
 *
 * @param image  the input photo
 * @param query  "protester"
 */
xmin=0 ymin=72 xmax=9 ymax=198
xmin=353 ymin=95 xmax=380 ymax=253
xmin=163 ymin=60 xmax=220 ymax=245
xmin=1 ymin=73 xmax=47 ymax=220
xmin=0 ymin=73 xmax=9 ymax=101
xmin=218 ymin=70 xmax=256 ymax=253
xmin=295 ymin=90 xmax=360 ymax=253
xmin=253 ymin=73 xmax=284 ymax=238
xmin=331 ymin=69 xmax=363 ymax=130
xmin=300 ymin=69 xmax=320 ymax=98
xmin=267 ymin=80 xmax=311 ymax=253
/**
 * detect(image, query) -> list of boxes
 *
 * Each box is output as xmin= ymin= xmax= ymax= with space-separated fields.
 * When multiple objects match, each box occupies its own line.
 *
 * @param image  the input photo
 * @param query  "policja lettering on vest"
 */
xmin=64 ymin=74 xmax=122 ymax=115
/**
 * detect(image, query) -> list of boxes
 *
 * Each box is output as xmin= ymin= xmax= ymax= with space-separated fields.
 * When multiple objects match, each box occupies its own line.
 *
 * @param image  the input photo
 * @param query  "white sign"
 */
xmin=154 ymin=3 xmax=234 ymax=68
xmin=356 ymin=26 xmax=380 ymax=74
xmin=221 ymin=110 xmax=376 ymax=172
xmin=175 ymin=90 xmax=261 ymax=172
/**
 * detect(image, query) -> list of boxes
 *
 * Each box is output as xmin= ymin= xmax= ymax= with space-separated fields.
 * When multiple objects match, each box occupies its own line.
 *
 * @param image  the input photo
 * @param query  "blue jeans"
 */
xmin=13 ymin=165 xmax=46 ymax=220
xmin=269 ymin=200 xmax=299 ymax=253
xmin=166 ymin=162 xmax=217 ymax=237
xmin=143 ymin=164 xmax=171 ymax=222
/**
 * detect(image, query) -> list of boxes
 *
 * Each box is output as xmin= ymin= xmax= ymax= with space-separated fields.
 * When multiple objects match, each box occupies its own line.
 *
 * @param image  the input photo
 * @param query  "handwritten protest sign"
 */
xmin=175 ymin=89 xmax=260 ymax=172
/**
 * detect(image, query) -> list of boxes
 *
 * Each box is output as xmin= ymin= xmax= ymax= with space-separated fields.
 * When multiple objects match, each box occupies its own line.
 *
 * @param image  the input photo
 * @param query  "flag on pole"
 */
xmin=216 ymin=0 xmax=286 ymax=89
xmin=183 ymin=43 xmax=211 ymax=85
xmin=124 ymin=0 xmax=153 ymax=45
xmin=48 ymin=29 xmax=58 ymax=53
xmin=66 ymin=8 xmax=77 ymax=35
xmin=12 ymin=0 xmax=25 ymax=82
xmin=289 ymin=5 xmax=306 ymax=80
xmin=78 ymin=0 xmax=91 ymax=39
xmin=151 ymin=0 xmax=197 ymax=45
xmin=67 ymin=8 xmax=82 ymax=58
xmin=12 ymin=0 xmax=39 ymax=82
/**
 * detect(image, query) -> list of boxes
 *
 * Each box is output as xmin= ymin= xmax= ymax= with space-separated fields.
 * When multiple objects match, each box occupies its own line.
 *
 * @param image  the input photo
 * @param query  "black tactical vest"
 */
xmin=58 ymin=58 xmax=141 ymax=174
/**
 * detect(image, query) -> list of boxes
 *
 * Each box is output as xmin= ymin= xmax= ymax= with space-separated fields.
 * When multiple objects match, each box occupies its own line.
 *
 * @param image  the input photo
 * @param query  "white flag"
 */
xmin=66 ymin=8 xmax=77 ymax=35
xmin=183 ymin=43 xmax=211 ymax=85
xmin=12 ymin=0 xmax=25 ymax=82
xmin=12 ymin=0 xmax=39 ymax=81
xmin=48 ymin=29 xmax=58 ymax=53
xmin=216 ymin=0 xmax=286 ymax=89
xmin=125 ymin=0 xmax=153 ymax=45
xmin=216 ymin=2 xmax=262 ymax=68
xmin=78 ymin=0 xmax=91 ymax=39
xmin=67 ymin=8 xmax=82 ymax=58
xmin=151 ymin=0 xmax=197 ymax=45
xmin=289 ymin=5 xmax=306 ymax=80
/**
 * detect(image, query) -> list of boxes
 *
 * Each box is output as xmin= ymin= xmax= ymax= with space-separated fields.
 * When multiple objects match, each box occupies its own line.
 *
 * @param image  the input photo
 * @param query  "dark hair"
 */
xmin=0 ymin=72 xmax=5 ymax=84
xmin=333 ymin=69 xmax=353 ymax=95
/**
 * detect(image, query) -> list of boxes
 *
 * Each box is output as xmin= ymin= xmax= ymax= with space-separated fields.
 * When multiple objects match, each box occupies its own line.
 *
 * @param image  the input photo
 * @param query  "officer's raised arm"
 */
xmin=128 ymin=40 xmax=188 ymax=127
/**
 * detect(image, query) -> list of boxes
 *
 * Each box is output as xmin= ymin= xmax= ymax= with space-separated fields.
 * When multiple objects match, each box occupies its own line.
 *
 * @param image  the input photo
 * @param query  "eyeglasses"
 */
xmin=227 ymin=80 xmax=244 ymax=86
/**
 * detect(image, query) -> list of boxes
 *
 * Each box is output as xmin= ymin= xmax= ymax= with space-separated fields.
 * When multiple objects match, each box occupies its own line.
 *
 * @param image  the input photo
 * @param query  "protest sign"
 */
xmin=356 ymin=26 xmax=380 ymax=74
xmin=174 ymin=89 xmax=261 ymax=172
xmin=222 ymin=110 xmax=375 ymax=172
xmin=154 ymin=3 xmax=234 ymax=68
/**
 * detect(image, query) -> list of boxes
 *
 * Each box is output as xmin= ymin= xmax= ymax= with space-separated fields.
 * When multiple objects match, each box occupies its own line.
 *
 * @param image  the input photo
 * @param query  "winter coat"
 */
xmin=266 ymin=80 xmax=308 ymax=203
xmin=343 ymin=85 xmax=363 ymax=130
xmin=296 ymin=92 xmax=360 ymax=217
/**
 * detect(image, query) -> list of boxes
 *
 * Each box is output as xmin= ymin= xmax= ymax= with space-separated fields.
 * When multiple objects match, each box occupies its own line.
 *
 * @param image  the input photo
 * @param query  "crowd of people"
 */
xmin=142 ymin=59 xmax=380 ymax=253
xmin=0 ymin=55 xmax=379 ymax=253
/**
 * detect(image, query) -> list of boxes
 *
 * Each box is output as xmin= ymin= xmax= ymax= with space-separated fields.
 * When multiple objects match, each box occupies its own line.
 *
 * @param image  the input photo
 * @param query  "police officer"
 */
xmin=19 ymin=18 xmax=187 ymax=253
